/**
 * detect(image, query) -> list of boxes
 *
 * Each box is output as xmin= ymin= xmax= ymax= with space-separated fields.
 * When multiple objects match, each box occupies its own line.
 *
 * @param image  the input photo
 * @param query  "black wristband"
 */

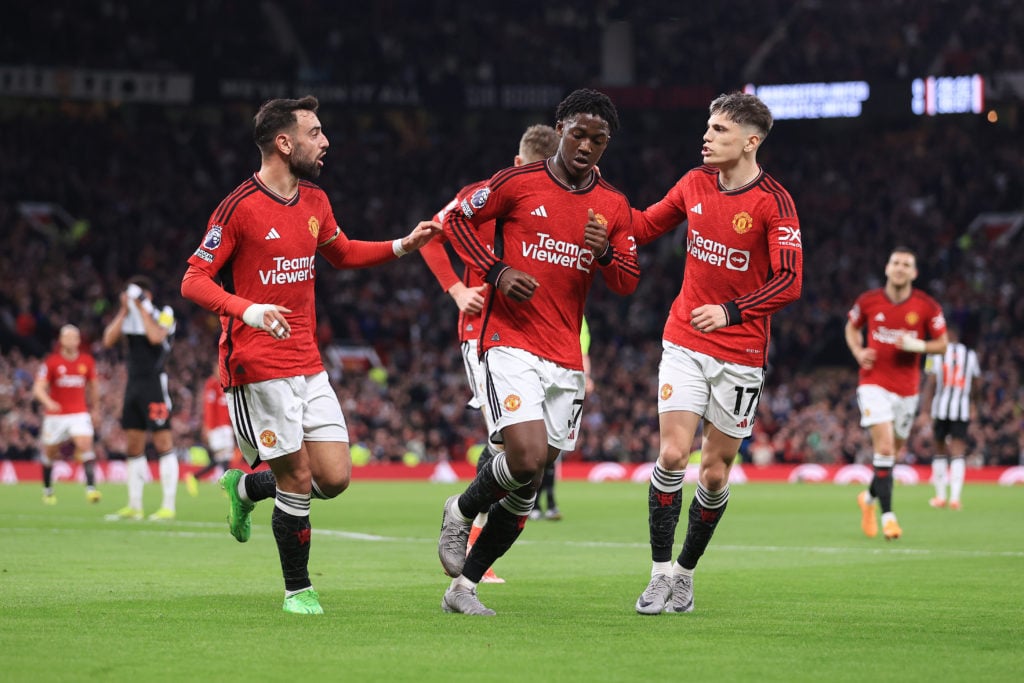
xmin=596 ymin=243 xmax=614 ymax=266
xmin=485 ymin=262 xmax=510 ymax=286
xmin=722 ymin=302 xmax=742 ymax=326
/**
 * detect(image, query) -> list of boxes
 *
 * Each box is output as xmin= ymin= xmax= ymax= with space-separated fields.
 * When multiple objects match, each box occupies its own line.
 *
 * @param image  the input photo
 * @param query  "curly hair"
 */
xmin=554 ymin=88 xmax=620 ymax=134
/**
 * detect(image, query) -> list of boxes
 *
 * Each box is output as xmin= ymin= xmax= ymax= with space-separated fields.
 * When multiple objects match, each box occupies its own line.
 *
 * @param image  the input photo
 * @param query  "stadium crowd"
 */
xmin=1 ymin=1 xmax=1022 ymax=469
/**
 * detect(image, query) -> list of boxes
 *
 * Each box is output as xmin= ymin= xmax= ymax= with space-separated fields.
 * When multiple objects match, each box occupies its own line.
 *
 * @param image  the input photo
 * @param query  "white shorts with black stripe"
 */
xmin=461 ymin=339 xmax=497 ymax=437
xmin=226 ymin=371 xmax=347 ymax=467
xmin=484 ymin=346 xmax=585 ymax=452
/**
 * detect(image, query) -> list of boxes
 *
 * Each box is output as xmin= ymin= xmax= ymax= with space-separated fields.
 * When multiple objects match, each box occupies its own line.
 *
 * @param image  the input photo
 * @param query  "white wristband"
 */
xmin=900 ymin=337 xmax=926 ymax=353
xmin=242 ymin=303 xmax=273 ymax=330
xmin=392 ymin=238 xmax=408 ymax=257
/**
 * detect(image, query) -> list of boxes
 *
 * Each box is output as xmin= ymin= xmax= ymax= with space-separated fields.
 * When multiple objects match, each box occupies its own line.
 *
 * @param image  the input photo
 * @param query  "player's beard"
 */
xmin=291 ymin=156 xmax=322 ymax=181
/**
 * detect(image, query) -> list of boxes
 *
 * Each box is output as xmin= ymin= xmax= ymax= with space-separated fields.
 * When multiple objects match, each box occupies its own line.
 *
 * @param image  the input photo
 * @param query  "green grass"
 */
xmin=2 ymin=480 xmax=1022 ymax=682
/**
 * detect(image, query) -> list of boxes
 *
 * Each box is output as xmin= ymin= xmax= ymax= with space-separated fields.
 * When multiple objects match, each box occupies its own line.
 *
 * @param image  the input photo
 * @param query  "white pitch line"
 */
xmin=4 ymin=518 xmax=1023 ymax=559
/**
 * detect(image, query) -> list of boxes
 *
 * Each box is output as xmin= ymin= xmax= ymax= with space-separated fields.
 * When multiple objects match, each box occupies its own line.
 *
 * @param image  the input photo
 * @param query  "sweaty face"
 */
xmin=555 ymin=113 xmax=611 ymax=184
xmin=701 ymin=113 xmax=754 ymax=168
xmin=288 ymin=110 xmax=329 ymax=180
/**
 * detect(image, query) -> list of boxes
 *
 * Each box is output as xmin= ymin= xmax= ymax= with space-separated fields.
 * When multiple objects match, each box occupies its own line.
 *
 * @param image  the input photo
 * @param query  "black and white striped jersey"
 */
xmin=926 ymin=342 xmax=980 ymax=421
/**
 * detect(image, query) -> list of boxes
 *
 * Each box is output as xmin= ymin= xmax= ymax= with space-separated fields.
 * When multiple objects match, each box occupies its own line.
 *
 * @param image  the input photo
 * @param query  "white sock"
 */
xmin=451 ymin=575 xmax=477 ymax=591
xmin=932 ymin=457 xmax=949 ymax=499
xmin=672 ymin=561 xmax=694 ymax=578
xmin=158 ymin=451 xmax=178 ymax=511
xmin=473 ymin=512 xmax=488 ymax=526
xmin=950 ymin=457 xmax=965 ymax=503
xmin=127 ymin=455 xmax=147 ymax=509
xmin=881 ymin=511 xmax=897 ymax=525
xmin=652 ymin=561 xmax=672 ymax=577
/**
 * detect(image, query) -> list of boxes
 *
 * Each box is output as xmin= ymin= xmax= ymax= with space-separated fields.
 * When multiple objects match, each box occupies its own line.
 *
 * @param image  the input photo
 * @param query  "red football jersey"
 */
xmin=421 ymin=185 xmax=494 ymax=344
xmin=187 ymin=174 xmax=342 ymax=386
xmin=633 ymin=165 xmax=803 ymax=367
xmin=202 ymin=375 xmax=232 ymax=431
xmin=445 ymin=160 xmax=640 ymax=370
xmin=37 ymin=351 xmax=95 ymax=414
xmin=848 ymin=288 xmax=947 ymax=396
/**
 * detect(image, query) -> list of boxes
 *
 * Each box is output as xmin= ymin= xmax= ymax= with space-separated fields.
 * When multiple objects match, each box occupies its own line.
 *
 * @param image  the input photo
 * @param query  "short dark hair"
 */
xmin=128 ymin=274 xmax=154 ymax=293
xmin=709 ymin=92 xmax=773 ymax=140
xmin=253 ymin=95 xmax=320 ymax=152
xmin=891 ymin=245 xmax=917 ymax=260
xmin=554 ymin=88 xmax=620 ymax=134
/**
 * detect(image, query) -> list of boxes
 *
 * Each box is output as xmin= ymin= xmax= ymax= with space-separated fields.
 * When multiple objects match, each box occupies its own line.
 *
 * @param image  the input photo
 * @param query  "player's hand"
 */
xmin=690 ymin=304 xmax=727 ymax=333
xmin=45 ymin=398 xmax=62 ymax=412
xmin=242 ymin=303 xmax=293 ymax=340
xmin=399 ymin=220 xmax=443 ymax=254
xmin=450 ymin=282 xmax=487 ymax=314
xmin=855 ymin=347 xmax=877 ymax=369
xmin=584 ymin=208 xmax=609 ymax=257
xmin=496 ymin=268 xmax=538 ymax=302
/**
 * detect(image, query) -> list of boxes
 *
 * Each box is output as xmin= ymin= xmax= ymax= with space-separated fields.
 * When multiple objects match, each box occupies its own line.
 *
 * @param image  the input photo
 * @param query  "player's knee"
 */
xmin=658 ymin=443 xmax=689 ymax=471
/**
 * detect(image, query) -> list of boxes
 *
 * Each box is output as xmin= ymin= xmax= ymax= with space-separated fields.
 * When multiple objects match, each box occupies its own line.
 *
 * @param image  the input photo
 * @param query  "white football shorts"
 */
xmin=856 ymin=384 xmax=919 ymax=439
xmin=657 ymin=341 xmax=765 ymax=439
xmin=461 ymin=339 xmax=497 ymax=437
xmin=226 ymin=371 xmax=348 ymax=467
xmin=207 ymin=425 xmax=236 ymax=459
xmin=484 ymin=346 xmax=586 ymax=452
xmin=40 ymin=412 xmax=94 ymax=446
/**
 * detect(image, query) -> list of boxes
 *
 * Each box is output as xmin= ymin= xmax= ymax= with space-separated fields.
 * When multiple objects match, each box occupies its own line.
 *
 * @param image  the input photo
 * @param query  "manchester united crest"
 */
xmin=260 ymin=430 xmax=278 ymax=448
xmin=594 ymin=213 xmax=608 ymax=226
xmin=905 ymin=312 xmax=920 ymax=326
xmin=503 ymin=394 xmax=522 ymax=412
xmin=733 ymin=212 xmax=753 ymax=235
xmin=660 ymin=383 xmax=673 ymax=400
xmin=308 ymin=216 xmax=319 ymax=238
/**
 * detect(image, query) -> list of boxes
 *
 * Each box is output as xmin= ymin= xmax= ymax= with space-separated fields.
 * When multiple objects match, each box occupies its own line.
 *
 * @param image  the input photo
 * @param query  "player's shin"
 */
xmin=462 ymin=490 xmax=534 ymax=583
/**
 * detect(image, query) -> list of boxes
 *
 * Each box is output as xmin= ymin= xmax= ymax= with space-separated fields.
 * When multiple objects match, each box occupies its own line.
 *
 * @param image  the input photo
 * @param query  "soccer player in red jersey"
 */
xmin=185 ymin=368 xmax=237 ymax=495
xmin=32 ymin=324 xmax=101 ymax=504
xmin=846 ymin=247 xmax=948 ymax=540
xmin=420 ymin=123 xmax=559 ymax=585
xmin=180 ymin=95 xmax=440 ymax=615
xmin=631 ymin=92 xmax=803 ymax=615
xmin=436 ymin=89 xmax=640 ymax=615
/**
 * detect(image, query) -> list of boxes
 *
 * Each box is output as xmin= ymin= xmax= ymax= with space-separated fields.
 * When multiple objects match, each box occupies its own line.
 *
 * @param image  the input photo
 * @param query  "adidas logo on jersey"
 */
xmin=530 ymin=205 xmax=548 ymax=218
xmin=690 ymin=203 xmax=703 ymax=215
xmin=874 ymin=312 xmax=885 ymax=322
xmin=265 ymin=228 xmax=281 ymax=240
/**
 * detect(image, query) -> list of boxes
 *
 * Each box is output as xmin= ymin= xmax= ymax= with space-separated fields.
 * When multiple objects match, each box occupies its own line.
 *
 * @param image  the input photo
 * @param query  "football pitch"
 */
xmin=2 ymin=479 xmax=1022 ymax=682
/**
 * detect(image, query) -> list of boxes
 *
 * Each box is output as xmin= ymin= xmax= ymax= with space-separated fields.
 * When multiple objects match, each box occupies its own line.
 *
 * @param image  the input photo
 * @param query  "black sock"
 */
xmin=83 ymin=460 xmax=96 ymax=487
xmin=677 ymin=484 xmax=730 ymax=570
xmin=871 ymin=467 xmax=894 ymax=513
xmin=244 ymin=470 xmax=277 ymax=503
xmin=42 ymin=464 xmax=53 ymax=490
xmin=649 ymin=464 xmax=684 ymax=563
xmin=272 ymin=490 xmax=312 ymax=593
xmin=457 ymin=451 xmax=528 ymax=519
xmin=542 ymin=465 xmax=556 ymax=509
xmin=463 ymin=490 xmax=534 ymax=582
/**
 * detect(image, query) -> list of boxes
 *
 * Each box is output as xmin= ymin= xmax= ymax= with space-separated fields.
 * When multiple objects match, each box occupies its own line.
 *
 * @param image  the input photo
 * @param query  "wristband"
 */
xmin=392 ymin=238 xmax=408 ymax=257
xmin=900 ymin=337 xmax=926 ymax=353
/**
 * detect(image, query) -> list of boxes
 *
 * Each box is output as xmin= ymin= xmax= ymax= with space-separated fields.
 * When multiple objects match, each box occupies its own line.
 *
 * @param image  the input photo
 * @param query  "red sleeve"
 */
xmin=730 ymin=193 xmax=803 ymax=324
xmin=317 ymin=227 xmax=396 ymax=269
xmin=444 ymin=180 xmax=508 ymax=285
xmin=632 ymin=181 xmax=687 ymax=246
xmin=202 ymin=384 xmax=216 ymax=430
xmin=419 ymin=233 xmax=459 ymax=292
xmin=181 ymin=265 xmax=251 ymax=319
xmin=596 ymin=196 xmax=641 ymax=296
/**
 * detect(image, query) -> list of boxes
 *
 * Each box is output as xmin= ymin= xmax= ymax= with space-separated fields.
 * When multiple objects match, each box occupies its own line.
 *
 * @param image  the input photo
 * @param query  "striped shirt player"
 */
xmin=102 ymin=275 xmax=179 ymax=521
xmin=630 ymin=92 xmax=802 ymax=615
xmin=923 ymin=339 xmax=980 ymax=510
xmin=926 ymin=342 xmax=980 ymax=421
